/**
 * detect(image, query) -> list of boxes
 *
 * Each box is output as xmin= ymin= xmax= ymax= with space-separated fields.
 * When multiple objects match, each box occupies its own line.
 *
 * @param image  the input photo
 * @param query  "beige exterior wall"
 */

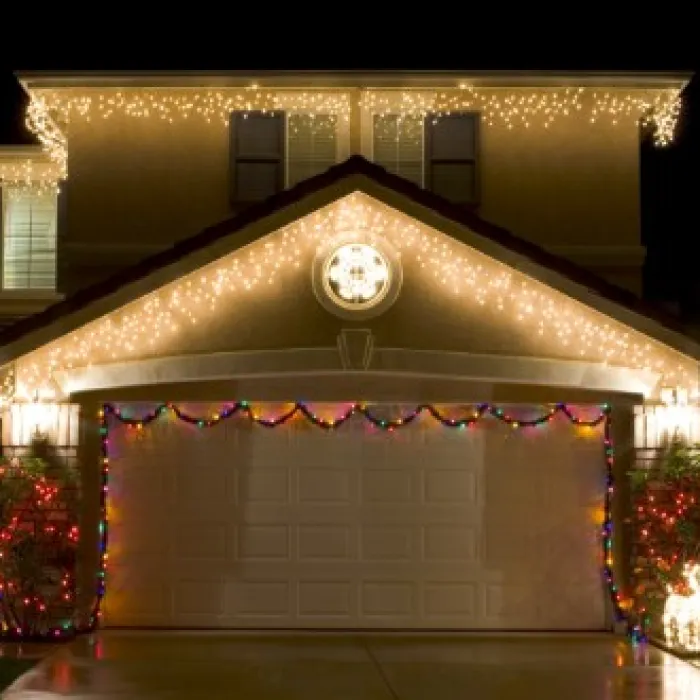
xmin=59 ymin=88 xmax=649 ymax=295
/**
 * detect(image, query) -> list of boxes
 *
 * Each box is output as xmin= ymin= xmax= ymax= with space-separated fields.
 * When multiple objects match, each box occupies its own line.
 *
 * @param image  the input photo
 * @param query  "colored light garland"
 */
xmin=9 ymin=194 xmax=698 ymax=405
xmin=0 ymin=84 xmax=681 ymax=190
xmin=87 ymin=401 xmax=629 ymax=635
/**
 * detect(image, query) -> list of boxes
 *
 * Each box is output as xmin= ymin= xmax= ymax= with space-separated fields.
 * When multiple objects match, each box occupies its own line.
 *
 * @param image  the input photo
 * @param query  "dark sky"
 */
xmin=1 ymin=69 xmax=698 ymax=319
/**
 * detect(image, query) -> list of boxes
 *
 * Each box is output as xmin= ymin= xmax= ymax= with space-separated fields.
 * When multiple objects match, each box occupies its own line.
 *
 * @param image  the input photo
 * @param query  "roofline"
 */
xmin=0 ymin=155 xmax=698 ymax=366
xmin=16 ymin=70 xmax=693 ymax=91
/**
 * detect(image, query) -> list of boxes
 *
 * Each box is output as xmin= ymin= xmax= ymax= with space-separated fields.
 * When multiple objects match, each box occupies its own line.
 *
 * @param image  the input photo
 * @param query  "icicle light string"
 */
xmin=86 ymin=401 xmax=629 ymax=636
xmin=1 ymin=85 xmax=681 ymax=189
xmin=11 ymin=194 xmax=698 ymax=403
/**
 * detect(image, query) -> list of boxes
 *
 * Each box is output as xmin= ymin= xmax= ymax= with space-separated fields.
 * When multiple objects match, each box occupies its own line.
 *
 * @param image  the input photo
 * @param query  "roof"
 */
xmin=0 ymin=155 xmax=698 ymax=362
xmin=16 ymin=70 xmax=693 ymax=90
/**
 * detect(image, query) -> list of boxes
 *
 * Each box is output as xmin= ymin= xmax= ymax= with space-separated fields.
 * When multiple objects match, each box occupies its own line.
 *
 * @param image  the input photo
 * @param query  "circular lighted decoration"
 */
xmin=324 ymin=243 xmax=390 ymax=309
xmin=312 ymin=237 xmax=402 ymax=320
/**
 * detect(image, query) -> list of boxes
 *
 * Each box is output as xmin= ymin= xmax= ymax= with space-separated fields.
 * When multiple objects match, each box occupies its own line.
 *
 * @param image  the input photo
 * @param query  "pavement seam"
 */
xmin=360 ymin=637 xmax=401 ymax=700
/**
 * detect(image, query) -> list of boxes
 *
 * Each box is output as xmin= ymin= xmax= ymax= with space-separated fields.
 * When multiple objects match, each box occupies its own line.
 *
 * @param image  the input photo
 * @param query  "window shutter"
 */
xmin=287 ymin=114 xmax=337 ymax=187
xmin=229 ymin=111 xmax=285 ymax=205
xmin=2 ymin=190 xmax=57 ymax=290
xmin=372 ymin=114 xmax=423 ymax=187
xmin=425 ymin=113 xmax=479 ymax=205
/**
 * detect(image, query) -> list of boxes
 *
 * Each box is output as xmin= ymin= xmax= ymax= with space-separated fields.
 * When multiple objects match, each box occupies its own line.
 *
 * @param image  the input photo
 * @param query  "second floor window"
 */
xmin=1 ymin=188 xmax=58 ymax=291
xmin=229 ymin=111 xmax=338 ymax=206
xmin=372 ymin=112 xmax=480 ymax=206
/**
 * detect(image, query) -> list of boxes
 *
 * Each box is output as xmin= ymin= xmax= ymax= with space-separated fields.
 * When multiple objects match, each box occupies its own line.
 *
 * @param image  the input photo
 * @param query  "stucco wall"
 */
xmin=59 ymin=88 xmax=649 ymax=295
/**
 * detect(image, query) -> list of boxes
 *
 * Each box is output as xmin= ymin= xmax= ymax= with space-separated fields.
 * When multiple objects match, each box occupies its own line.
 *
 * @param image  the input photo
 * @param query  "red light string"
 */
xmin=85 ymin=402 xmax=628 ymax=637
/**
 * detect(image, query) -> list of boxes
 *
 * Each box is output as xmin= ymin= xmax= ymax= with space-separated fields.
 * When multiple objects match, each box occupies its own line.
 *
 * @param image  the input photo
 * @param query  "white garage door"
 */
xmin=104 ymin=402 xmax=608 ymax=629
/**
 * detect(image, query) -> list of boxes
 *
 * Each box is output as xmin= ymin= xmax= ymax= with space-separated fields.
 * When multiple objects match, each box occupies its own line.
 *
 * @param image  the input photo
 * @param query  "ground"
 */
xmin=3 ymin=631 xmax=700 ymax=699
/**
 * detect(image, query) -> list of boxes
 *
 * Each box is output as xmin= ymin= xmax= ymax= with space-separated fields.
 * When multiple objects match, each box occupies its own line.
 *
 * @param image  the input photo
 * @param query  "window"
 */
xmin=229 ymin=111 xmax=338 ymax=205
xmin=1 ymin=188 xmax=58 ymax=290
xmin=425 ymin=113 xmax=479 ymax=206
xmin=372 ymin=114 xmax=423 ymax=187
xmin=287 ymin=113 xmax=338 ymax=187
xmin=229 ymin=111 xmax=285 ymax=205
xmin=372 ymin=112 xmax=480 ymax=205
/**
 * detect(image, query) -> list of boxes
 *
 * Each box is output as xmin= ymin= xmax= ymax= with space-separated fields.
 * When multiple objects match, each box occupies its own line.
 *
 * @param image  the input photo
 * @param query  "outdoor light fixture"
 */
xmin=0 ymin=393 xmax=79 ymax=448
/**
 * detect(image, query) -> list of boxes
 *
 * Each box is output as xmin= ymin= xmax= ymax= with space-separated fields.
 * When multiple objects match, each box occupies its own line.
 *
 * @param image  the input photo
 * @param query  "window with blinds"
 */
xmin=229 ymin=111 xmax=339 ymax=205
xmin=2 ymin=189 xmax=58 ymax=290
xmin=287 ymin=114 xmax=338 ymax=187
xmin=372 ymin=112 xmax=480 ymax=205
xmin=372 ymin=114 xmax=424 ymax=187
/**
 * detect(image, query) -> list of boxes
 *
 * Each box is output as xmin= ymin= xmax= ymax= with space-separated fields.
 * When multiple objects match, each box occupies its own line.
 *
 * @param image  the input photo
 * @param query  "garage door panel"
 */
xmin=360 ymin=581 xmax=415 ymax=618
xmin=423 ymin=469 xmax=478 ymax=503
xmin=297 ymin=467 xmax=355 ymax=503
xmin=422 ymin=525 xmax=478 ymax=561
xmin=173 ymin=578 xmax=224 ymax=619
xmin=297 ymin=524 xmax=353 ymax=561
xmin=234 ymin=524 xmax=291 ymax=561
xmin=298 ymin=580 xmax=354 ymax=618
xmin=423 ymin=581 xmax=477 ymax=618
xmin=360 ymin=525 xmax=415 ymax=560
xmin=226 ymin=580 xmax=291 ymax=618
xmin=236 ymin=467 xmax=290 ymax=503
xmin=361 ymin=469 xmax=414 ymax=503
xmin=107 ymin=404 xmax=607 ymax=629
xmin=174 ymin=522 xmax=228 ymax=559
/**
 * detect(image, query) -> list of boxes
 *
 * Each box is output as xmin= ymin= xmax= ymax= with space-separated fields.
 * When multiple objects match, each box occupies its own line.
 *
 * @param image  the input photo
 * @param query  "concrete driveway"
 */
xmin=3 ymin=631 xmax=700 ymax=699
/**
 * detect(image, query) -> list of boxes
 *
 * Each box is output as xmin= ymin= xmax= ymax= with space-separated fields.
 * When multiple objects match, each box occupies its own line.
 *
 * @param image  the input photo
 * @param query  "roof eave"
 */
xmin=16 ymin=70 xmax=693 ymax=92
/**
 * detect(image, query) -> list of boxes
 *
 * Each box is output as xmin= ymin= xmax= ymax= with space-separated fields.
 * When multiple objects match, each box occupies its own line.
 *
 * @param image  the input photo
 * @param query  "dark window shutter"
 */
xmin=425 ymin=113 xmax=479 ymax=206
xmin=229 ymin=111 xmax=285 ymax=206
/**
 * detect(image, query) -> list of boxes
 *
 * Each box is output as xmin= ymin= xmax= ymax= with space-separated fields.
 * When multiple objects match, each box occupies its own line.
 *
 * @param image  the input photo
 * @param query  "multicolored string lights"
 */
xmin=88 ymin=401 xmax=630 ymax=635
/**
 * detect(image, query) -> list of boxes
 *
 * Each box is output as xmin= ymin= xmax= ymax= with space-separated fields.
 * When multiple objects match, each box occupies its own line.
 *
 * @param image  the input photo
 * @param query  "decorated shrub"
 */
xmin=0 ymin=439 xmax=79 ymax=637
xmin=629 ymin=438 xmax=700 ymax=639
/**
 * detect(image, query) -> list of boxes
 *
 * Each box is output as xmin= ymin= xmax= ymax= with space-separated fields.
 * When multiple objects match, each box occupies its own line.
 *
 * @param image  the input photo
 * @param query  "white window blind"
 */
xmin=2 ymin=189 xmax=58 ymax=290
xmin=372 ymin=114 xmax=424 ymax=187
xmin=287 ymin=114 xmax=338 ymax=187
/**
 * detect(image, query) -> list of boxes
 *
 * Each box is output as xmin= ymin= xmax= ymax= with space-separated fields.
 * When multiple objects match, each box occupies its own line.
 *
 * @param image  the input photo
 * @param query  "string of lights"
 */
xmin=10 ymin=194 xmax=698 ymax=404
xmin=84 ymin=401 xmax=629 ymax=636
xmin=0 ymin=85 xmax=681 ymax=190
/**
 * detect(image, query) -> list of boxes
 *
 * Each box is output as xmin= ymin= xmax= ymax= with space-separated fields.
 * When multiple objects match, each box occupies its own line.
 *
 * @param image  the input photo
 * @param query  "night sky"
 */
xmin=1 ymin=69 xmax=698 ymax=325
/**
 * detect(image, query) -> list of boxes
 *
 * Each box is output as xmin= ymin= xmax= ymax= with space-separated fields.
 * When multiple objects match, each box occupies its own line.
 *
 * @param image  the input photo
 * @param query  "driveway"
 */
xmin=4 ymin=631 xmax=700 ymax=699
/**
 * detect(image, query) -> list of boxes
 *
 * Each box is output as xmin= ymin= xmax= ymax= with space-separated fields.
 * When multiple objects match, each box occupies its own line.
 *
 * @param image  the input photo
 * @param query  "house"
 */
xmin=0 ymin=70 xmax=697 ymax=634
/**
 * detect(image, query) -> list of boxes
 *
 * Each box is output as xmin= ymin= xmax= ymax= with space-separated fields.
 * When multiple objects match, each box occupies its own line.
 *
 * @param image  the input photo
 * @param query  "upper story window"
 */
xmin=229 ymin=111 xmax=340 ymax=206
xmin=1 ymin=188 xmax=58 ymax=291
xmin=372 ymin=112 xmax=480 ymax=206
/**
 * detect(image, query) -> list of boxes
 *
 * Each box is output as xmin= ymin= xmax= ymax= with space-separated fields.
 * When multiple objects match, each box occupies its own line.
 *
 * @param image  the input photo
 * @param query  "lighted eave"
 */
xmin=16 ymin=70 xmax=694 ymax=91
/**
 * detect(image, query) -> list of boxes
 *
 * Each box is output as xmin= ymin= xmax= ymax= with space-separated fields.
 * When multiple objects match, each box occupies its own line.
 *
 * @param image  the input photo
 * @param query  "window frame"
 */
xmin=230 ymin=107 xmax=346 ymax=207
xmin=229 ymin=110 xmax=286 ymax=207
xmin=285 ymin=112 xmax=343 ymax=189
xmin=0 ymin=186 xmax=59 ymax=293
xmin=424 ymin=111 xmax=481 ymax=207
xmin=369 ymin=113 xmax=426 ymax=188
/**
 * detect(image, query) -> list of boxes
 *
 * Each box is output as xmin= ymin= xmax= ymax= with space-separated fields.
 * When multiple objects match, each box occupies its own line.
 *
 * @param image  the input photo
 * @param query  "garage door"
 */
xmin=104 ymin=402 xmax=608 ymax=629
